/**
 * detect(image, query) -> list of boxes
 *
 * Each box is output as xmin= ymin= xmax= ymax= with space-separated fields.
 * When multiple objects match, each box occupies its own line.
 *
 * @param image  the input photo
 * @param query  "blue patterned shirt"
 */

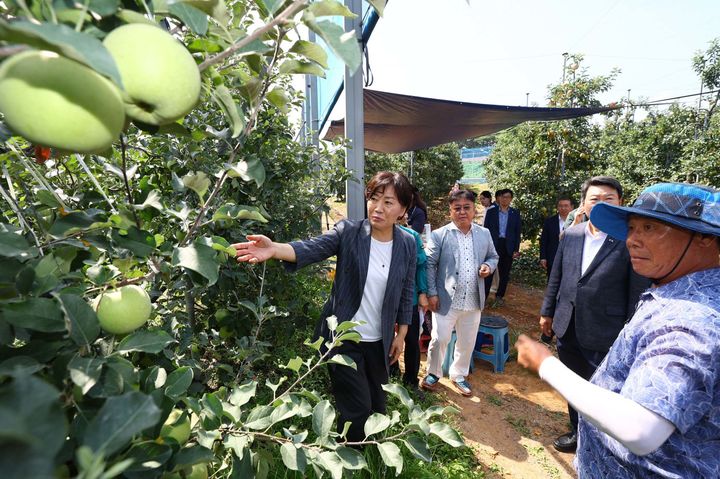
xmin=577 ymin=267 xmax=720 ymax=479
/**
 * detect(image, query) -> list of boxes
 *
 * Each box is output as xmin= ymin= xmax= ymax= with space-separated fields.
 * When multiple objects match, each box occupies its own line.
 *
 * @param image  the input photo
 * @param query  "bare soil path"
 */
xmin=421 ymin=285 xmax=577 ymax=479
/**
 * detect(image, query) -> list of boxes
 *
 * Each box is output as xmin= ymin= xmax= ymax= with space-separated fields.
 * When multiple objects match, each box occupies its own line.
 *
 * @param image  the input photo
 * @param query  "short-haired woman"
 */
xmin=233 ymin=171 xmax=417 ymax=442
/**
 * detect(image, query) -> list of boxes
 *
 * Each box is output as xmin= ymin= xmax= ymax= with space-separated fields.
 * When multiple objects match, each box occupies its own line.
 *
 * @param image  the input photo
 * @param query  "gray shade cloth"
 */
xmin=324 ymin=89 xmax=617 ymax=153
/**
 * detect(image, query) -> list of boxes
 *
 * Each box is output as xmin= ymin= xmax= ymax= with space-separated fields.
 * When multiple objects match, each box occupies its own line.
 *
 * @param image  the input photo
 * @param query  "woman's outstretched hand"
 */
xmin=233 ymin=234 xmax=275 ymax=264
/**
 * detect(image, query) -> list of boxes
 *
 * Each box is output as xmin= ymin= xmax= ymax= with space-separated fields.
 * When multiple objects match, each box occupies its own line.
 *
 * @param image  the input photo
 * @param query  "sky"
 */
xmin=331 ymin=0 xmax=720 ymax=115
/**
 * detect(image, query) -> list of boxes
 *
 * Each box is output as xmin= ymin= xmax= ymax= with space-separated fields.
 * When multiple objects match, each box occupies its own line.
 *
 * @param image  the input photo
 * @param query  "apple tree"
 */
xmin=0 ymin=1 xmax=466 ymax=478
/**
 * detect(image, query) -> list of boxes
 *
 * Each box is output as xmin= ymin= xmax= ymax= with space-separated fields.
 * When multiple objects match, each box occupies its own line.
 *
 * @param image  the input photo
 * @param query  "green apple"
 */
xmin=95 ymin=284 xmax=151 ymax=335
xmin=0 ymin=50 xmax=125 ymax=153
xmin=160 ymin=409 xmax=191 ymax=445
xmin=103 ymin=24 xmax=201 ymax=125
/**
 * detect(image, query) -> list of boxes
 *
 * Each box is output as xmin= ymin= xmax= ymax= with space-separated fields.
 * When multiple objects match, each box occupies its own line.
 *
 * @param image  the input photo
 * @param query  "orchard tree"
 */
xmin=0 ymin=1 xmax=467 ymax=478
xmin=485 ymin=55 xmax=616 ymax=240
xmin=366 ymin=143 xmax=464 ymax=202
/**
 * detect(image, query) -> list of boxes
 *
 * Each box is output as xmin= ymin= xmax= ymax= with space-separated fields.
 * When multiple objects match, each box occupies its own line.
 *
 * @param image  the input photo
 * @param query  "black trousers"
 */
xmin=485 ymin=238 xmax=514 ymax=299
xmin=329 ymin=340 xmax=387 ymax=442
xmin=556 ymin=316 xmax=607 ymax=432
xmin=389 ymin=305 xmax=421 ymax=387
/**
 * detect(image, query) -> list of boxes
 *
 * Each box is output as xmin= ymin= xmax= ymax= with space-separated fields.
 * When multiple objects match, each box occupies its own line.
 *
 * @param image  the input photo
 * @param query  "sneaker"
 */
xmin=421 ymin=374 xmax=440 ymax=391
xmin=452 ymin=378 xmax=472 ymax=397
xmin=493 ymin=297 xmax=505 ymax=307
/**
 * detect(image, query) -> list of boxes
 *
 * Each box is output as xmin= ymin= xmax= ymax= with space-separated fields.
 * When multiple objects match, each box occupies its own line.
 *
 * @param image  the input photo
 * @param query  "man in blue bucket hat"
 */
xmin=516 ymin=182 xmax=720 ymax=478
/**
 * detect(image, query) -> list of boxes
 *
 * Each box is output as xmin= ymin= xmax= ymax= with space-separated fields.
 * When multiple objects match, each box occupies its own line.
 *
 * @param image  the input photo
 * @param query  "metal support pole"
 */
xmin=344 ymin=0 xmax=365 ymax=220
xmin=306 ymin=31 xmax=320 ymax=148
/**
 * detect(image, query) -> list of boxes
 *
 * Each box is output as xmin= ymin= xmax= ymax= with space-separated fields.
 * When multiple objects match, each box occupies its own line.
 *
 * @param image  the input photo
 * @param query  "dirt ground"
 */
xmin=420 ymin=285 xmax=577 ymax=479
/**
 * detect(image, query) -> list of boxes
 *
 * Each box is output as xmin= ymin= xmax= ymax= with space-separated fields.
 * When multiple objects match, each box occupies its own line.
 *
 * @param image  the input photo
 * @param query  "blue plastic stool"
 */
xmin=473 ymin=315 xmax=510 ymax=373
xmin=441 ymin=330 xmax=475 ymax=377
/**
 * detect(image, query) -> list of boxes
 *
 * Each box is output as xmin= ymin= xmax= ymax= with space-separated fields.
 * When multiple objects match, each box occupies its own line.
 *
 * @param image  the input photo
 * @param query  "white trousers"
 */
xmin=426 ymin=308 xmax=481 ymax=381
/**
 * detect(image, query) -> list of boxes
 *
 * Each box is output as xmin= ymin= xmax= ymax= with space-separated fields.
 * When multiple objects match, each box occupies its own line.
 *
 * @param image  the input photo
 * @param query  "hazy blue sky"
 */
xmin=361 ymin=0 xmax=720 ymax=108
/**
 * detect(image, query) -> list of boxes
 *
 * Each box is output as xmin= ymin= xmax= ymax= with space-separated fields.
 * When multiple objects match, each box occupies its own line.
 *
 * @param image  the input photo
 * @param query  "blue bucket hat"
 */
xmin=590 ymin=182 xmax=720 ymax=241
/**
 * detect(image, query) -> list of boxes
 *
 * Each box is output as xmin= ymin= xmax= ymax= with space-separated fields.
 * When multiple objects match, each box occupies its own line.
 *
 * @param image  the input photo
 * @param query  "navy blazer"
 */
xmin=284 ymin=219 xmax=416 ymax=371
xmin=540 ymin=223 xmax=651 ymax=352
xmin=484 ymin=206 xmax=522 ymax=255
xmin=539 ymin=214 xmax=561 ymax=271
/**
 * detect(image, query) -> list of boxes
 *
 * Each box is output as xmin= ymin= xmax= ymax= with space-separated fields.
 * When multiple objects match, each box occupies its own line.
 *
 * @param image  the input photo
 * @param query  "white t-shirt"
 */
xmin=581 ymin=223 xmax=607 ymax=276
xmin=353 ymin=238 xmax=393 ymax=341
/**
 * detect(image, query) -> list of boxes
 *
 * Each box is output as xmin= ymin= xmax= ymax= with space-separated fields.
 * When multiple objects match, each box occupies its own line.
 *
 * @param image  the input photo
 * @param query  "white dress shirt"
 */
xmin=581 ymin=223 xmax=607 ymax=276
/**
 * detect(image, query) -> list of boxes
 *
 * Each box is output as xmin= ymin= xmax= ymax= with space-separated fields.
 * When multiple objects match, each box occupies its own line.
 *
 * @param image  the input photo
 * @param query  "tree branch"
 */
xmin=198 ymin=0 xmax=308 ymax=71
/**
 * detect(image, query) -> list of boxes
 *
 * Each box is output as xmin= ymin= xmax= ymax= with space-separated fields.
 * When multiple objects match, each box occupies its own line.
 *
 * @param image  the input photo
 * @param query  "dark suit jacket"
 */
xmin=284 ymin=219 xmax=416 ymax=371
xmin=539 ymin=214 xmax=561 ymax=273
xmin=484 ymin=206 xmax=522 ymax=256
xmin=540 ymin=223 xmax=651 ymax=352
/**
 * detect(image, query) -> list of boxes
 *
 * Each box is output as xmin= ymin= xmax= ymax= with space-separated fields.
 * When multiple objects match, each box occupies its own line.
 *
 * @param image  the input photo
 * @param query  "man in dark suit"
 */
xmin=539 ymin=196 xmax=574 ymax=279
xmin=539 ymin=176 xmax=651 ymax=453
xmin=484 ymin=188 xmax=522 ymax=306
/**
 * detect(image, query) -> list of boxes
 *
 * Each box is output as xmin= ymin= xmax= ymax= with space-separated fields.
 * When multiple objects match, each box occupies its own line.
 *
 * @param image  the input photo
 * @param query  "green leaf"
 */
xmin=173 ymin=444 xmax=215 ymax=466
xmin=0 ymin=375 xmax=67 ymax=478
xmin=327 ymin=354 xmax=356 ymax=370
xmin=304 ymin=337 xmax=323 ymax=351
xmin=229 ymin=381 xmax=257 ymax=407
xmin=133 ymin=190 xmax=164 ymax=211
xmin=1 ymin=297 xmax=65 ymax=332
xmin=335 ymin=446 xmax=367 ymax=470
xmin=318 ymin=451 xmax=344 ymax=479
xmin=36 ymin=189 xmax=61 ymax=208
xmin=117 ymin=330 xmax=175 ymax=354
xmin=0 ymin=356 xmax=43 ymax=377
xmin=83 ymin=391 xmax=161 ymax=456
xmin=363 ymin=412 xmax=390 ymax=437
xmin=172 ymin=243 xmax=219 ymax=285
xmin=429 ymin=422 xmax=464 ymax=447
xmin=260 ymin=0 xmax=284 ymax=15
xmin=168 ymin=2 xmax=209 ymax=35
xmin=212 ymin=203 xmax=268 ymax=223
xmin=290 ymin=39 xmax=328 ymax=68
xmin=267 ymin=87 xmax=290 ymax=113
xmin=402 ymin=435 xmax=432 ymax=462
xmin=68 ymin=356 xmax=105 ymax=394
xmin=368 ymin=0 xmax=386 ymax=16
xmin=111 ymin=226 xmax=157 ymax=257
xmin=244 ymin=404 xmax=273 ymax=430
xmin=212 ymin=85 xmax=245 ymax=138
xmin=280 ymin=442 xmax=307 ymax=472
xmin=0 ymin=232 xmax=35 ymax=259
xmin=326 ymin=315 xmax=338 ymax=332
xmin=376 ymin=441 xmax=403 ymax=474
xmin=49 ymin=210 xmax=108 ymax=238
xmin=312 ymin=400 xmax=335 ymax=438
xmin=0 ymin=20 xmax=123 ymax=87
xmin=164 ymin=366 xmax=193 ymax=399
xmin=283 ymin=356 xmax=303 ymax=373
xmin=307 ymin=0 xmax=356 ymax=18
xmin=182 ymin=171 xmax=211 ymax=200
xmin=278 ymin=59 xmax=326 ymax=78
xmin=58 ymin=294 xmax=100 ymax=346
xmin=382 ymin=383 xmax=414 ymax=410
xmin=225 ymin=159 xmax=265 ymax=187
xmin=116 ymin=9 xmax=159 ymax=25
xmin=86 ymin=0 xmax=121 ymax=17
xmin=123 ymin=442 xmax=172 ymax=473
xmin=306 ymin=19 xmax=361 ymax=73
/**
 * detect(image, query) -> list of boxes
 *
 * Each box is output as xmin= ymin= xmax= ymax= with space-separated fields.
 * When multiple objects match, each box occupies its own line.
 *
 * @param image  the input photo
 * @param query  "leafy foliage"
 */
xmin=0 ymin=0 xmax=466 ymax=477
xmin=486 ymin=50 xmax=720 ymax=242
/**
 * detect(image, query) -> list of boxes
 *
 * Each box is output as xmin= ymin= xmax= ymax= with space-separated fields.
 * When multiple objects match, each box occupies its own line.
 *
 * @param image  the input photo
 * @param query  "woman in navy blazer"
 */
xmin=233 ymin=171 xmax=417 ymax=442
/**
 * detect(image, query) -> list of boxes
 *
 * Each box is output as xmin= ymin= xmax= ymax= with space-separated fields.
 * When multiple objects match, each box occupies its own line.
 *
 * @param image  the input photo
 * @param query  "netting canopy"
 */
xmin=324 ymin=89 xmax=617 ymax=153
